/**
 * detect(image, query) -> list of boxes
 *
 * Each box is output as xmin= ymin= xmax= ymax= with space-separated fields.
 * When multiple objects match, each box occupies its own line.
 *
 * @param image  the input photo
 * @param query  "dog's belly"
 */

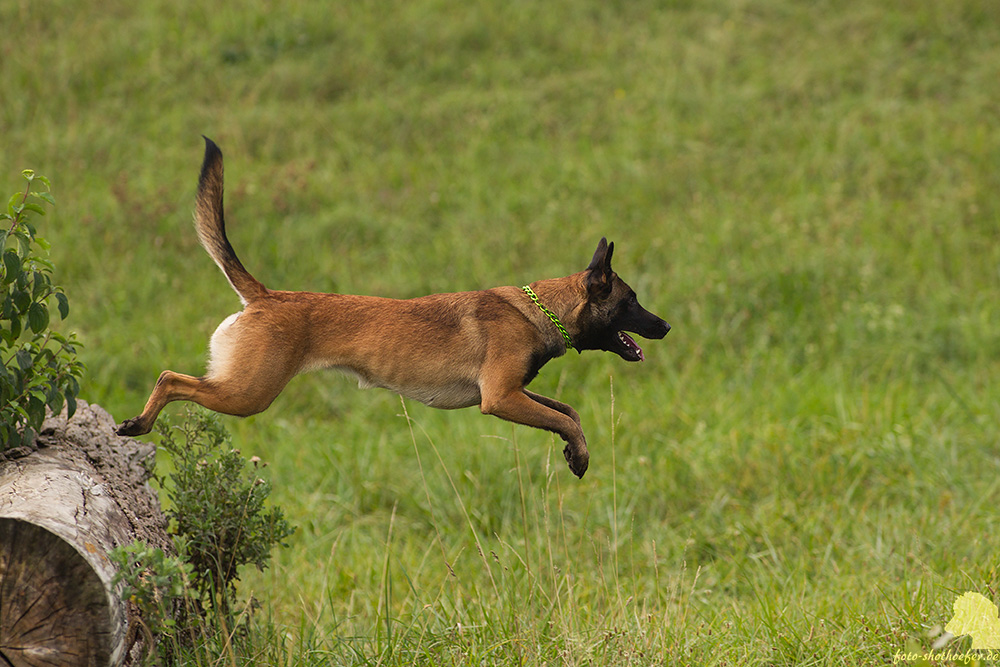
xmin=396 ymin=381 xmax=482 ymax=410
xmin=333 ymin=366 xmax=482 ymax=410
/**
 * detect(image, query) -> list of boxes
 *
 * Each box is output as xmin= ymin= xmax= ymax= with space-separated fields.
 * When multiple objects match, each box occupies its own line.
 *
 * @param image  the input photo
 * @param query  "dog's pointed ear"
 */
xmin=587 ymin=238 xmax=612 ymax=272
xmin=586 ymin=238 xmax=615 ymax=297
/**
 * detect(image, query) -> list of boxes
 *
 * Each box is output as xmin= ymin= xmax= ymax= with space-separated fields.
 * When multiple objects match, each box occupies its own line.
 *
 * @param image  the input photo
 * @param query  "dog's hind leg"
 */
xmin=115 ymin=371 xmax=206 ymax=436
xmin=115 ymin=369 xmax=287 ymax=436
xmin=115 ymin=321 xmax=301 ymax=436
xmin=116 ymin=301 xmax=309 ymax=436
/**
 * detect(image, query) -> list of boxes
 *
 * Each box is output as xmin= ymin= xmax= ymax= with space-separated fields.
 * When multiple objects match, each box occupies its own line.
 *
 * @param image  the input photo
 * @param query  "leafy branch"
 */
xmin=0 ymin=169 xmax=84 ymax=451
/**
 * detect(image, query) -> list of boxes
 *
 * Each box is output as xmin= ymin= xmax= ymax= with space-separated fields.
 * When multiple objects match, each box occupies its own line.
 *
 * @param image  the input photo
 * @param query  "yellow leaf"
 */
xmin=945 ymin=592 xmax=1000 ymax=649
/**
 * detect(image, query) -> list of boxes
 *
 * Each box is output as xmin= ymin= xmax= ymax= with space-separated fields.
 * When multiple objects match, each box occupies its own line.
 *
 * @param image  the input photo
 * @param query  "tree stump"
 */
xmin=0 ymin=401 xmax=171 ymax=666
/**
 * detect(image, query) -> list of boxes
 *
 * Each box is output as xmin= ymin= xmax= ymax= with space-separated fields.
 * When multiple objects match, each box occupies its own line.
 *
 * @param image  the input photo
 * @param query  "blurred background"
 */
xmin=3 ymin=0 xmax=999 ymax=663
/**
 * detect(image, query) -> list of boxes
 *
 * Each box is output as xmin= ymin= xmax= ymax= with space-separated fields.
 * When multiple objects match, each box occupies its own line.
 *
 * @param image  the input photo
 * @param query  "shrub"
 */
xmin=112 ymin=411 xmax=294 ymax=663
xmin=110 ymin=540 xmax=193 ymax=651
xmin=155 ymin=409 xmax=295 ymax=613
xmin=0 ymin=170 xmax=84 ymax=450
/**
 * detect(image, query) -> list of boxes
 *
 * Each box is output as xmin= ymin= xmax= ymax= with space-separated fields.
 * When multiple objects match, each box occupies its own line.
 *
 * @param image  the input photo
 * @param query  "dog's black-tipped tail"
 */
xmin=195 ymin=137 xmax=268 ymax=304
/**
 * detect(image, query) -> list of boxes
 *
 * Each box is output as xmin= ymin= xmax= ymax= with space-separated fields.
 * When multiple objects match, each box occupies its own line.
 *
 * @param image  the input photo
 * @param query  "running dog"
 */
xmin=116 ymin=138 xmax=670 ymax=478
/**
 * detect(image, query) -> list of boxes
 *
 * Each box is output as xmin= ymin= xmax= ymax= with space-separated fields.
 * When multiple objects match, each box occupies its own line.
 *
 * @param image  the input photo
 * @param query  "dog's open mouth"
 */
xmin=618 ymin=331 xmax=644 ymax=362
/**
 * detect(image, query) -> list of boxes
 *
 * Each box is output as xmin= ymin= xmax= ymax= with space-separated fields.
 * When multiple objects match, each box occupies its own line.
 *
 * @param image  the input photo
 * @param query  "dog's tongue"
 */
xmin=620 ymin=331 xmax=644 ymax=361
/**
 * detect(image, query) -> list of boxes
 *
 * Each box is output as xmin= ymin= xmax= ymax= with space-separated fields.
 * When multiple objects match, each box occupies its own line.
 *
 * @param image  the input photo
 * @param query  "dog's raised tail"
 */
xmin=195 ymin=137 xmax=268 ymax=304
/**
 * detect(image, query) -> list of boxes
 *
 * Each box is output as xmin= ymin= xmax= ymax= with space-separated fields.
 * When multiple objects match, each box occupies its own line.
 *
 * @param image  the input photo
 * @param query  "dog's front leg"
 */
xmin=480 ymin=388 xmax=590 ymax=478
xmin=524 ymin=390 xmax=582 ymax=426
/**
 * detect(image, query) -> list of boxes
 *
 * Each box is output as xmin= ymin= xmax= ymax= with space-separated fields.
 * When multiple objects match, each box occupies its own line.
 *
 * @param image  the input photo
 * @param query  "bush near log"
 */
xmin=110 ymin=410 xmax=294 ymax=663
xmin=150 ymin=411 xmax=295 ymax=616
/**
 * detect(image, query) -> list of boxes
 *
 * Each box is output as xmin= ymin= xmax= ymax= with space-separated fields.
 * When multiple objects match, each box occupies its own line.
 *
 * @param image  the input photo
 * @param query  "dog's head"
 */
xmin=574 ymin=238 xmax=670 ymax=362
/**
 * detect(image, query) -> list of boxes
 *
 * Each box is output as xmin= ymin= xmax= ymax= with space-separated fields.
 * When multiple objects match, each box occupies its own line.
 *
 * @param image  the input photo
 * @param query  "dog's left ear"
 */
xmin=586 ymin=237 xmax=615 ymax=297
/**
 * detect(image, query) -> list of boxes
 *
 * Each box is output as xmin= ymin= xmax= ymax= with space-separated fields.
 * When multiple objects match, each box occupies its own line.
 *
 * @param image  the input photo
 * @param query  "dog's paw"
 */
xmin=115 ymin=417 xmax=150 ymax=437
xmin=563 ymin=444 xmax=590 ymax=479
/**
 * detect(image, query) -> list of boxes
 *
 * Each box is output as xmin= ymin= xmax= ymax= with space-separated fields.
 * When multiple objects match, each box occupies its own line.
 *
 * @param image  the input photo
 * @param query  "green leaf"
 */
xmin=55 ymin=292 xmax=69 ymax=319
xmin=15 ymin=349 xmax=32 ymax=371
xmin=27 ymin=302 xmax=48 ymax=334
xmin=31 ymin=191 xmax=55 ymax=206
xmin=12 ymin=289 xmax=30 ymax=314
xmin=21 ymin=202 xmax=46 ymax=217
xmin=32 ymin=271 xmax=49 ymax=299
xmin=2 ymin=250 xmax=20 ymax=284
xmin=8 ymin=366 xmax=22 ymax=394
xmin=31 ymin=256 xmax=54 ymax=272
xmin=26 ymin=394 xmax=46 ymax=428
xmin=6 ymin=192 xmax=22 ymax=218
xmin=65 ymin=392 xmax=77 ymax=419
xmin=8 ymin=315 xmax=20 ymax=341
xmin=47 ymin=389 xmax=64 ymax=418
xmin=13 ymin=234 xmax=30 ymax=257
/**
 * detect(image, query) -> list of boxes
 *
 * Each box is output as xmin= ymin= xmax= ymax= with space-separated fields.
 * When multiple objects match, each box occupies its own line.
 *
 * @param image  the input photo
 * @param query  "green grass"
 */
xmin=5 ymin=0 xmax=1000 ymax=664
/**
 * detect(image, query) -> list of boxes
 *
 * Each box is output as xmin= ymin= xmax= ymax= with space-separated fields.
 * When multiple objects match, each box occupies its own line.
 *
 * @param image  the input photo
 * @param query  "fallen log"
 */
xmin=0 ymin=401 xmax=171 ymax=666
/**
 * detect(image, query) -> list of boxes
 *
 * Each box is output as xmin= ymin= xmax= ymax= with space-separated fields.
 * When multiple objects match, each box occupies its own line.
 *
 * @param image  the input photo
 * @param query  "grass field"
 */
xmin=4 ymin=0 xmax=1000 ymax=664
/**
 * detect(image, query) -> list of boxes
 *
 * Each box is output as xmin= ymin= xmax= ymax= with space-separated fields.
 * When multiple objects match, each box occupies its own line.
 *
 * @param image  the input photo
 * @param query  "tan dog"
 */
xmin=116 ymin=138 xmax=670 ymax=477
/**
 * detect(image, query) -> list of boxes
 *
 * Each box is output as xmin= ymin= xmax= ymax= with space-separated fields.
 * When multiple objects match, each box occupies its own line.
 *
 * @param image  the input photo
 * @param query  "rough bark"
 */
xmin=0 ymin=401 xmax=170 ymax=666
